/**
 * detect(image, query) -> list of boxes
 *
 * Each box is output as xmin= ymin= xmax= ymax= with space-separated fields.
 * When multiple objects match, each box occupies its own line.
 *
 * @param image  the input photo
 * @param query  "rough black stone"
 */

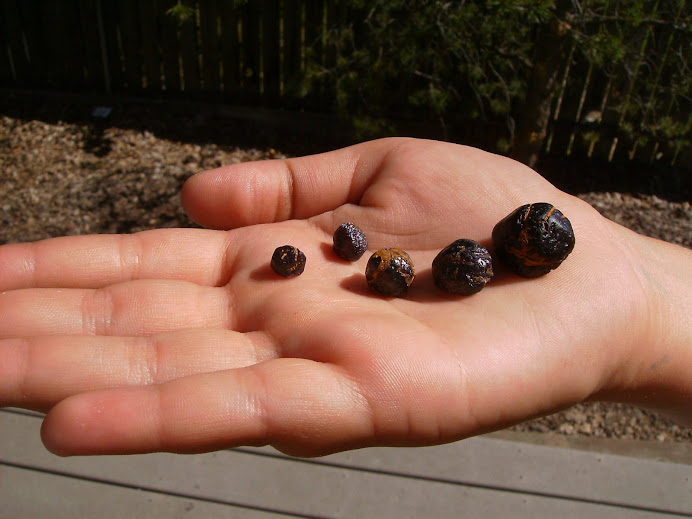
xmin=432 ymin=239 xmax=493 ymax=295
xmin=271 ymin=245 xmax=306 ymax=277
xmin=333 ymin=222 xmax=368 ymax=261
xmin=492 ymin=203 xmax=575 ymax=278
xmin=365 ymin=248 xmax=415 ymax=297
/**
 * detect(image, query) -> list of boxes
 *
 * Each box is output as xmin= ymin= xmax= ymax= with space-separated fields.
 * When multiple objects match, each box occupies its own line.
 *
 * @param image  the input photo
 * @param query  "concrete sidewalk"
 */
xmin=1 ymin=409 xmax=690 ymax=518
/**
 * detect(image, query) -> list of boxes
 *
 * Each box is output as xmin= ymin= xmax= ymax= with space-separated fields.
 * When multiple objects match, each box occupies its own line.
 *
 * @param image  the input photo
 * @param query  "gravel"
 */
xmin=1 ymin=98 xmax=690 ymax=443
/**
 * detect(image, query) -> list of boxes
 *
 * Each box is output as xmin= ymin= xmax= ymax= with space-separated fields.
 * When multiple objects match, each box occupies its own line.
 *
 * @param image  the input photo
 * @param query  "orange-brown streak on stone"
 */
xmin=505 ymin=244 xmax=553 ymax=267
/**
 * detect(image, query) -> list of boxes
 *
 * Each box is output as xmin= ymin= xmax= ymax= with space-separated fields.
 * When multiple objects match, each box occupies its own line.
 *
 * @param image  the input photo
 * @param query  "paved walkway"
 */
xmin=1 ymin=408 xmax=690 ymax=518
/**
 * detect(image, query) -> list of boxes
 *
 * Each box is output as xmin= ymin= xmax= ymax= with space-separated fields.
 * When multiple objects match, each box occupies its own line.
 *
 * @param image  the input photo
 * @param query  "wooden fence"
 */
xmin=541 ymin=3 xmax=692 ymax=170
xmin=1 ymin=0 xmax=690 ymax=168
xmin=0 ymin=0 xmax=336 ymax=105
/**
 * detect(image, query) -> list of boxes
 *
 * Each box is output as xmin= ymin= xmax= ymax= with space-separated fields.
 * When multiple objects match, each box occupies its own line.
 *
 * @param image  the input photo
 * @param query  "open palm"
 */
xmin=1 ymin=138 xmax=648 ymax=456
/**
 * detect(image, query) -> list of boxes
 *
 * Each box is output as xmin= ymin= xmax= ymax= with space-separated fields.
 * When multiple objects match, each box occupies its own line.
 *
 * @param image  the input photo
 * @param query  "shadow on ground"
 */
xmin=2 ymin=90 xmax=689 ymax=202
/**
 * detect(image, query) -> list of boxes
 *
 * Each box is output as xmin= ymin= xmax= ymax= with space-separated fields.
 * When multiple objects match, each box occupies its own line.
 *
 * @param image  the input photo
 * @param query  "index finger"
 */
xmin=0 ymin=228 xmax=232 ymax=291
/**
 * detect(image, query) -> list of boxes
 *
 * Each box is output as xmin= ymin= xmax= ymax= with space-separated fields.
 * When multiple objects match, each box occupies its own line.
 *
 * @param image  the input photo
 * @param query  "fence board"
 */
xmin=240 ymin=1 xmax=261 ymax=100
xmin=324 ymin=0 xmax=338 ymax=69
xmin=0 ymin=1 xmax=26 ymax=86
xmin=17 ymin=0 xmax=44 ymax=87
xmin=609 ymin=132 xmax=636 ymax=164
xmin=178 ymin=0 xmax=201 ymax=92
xmin=160 ymin=0 xmax=182 ymax=93
xmin=18 ymin=0 xmax=50 ymax=88
xmin=23 ymin=1 xmax=50 ymax=87
xmin=76 ymin=0 xmax=105 ymax=91
xmin=0 ymin=7 xmax=11 ymax=84
xmin=219 ymin=0 xmax=241 ymax=97
xmin=117 ymin=0 xmax=143 ymax=90
xmin=199 ymin=0 xmax=221 ymax=95
xmin=261 ymin=0 xmax=281 ymax=104
xmin=46 ymin=0 xmax=84 ymax=89
xmin=557 ymin=82 xmax=580 ymax=156
xmin=99 ymin=0 xmax=124 ymax=92
xmin=60 ymin=0 xmax=86 ymax=89
xmin=38 ymin=1 xmax=66 ymax=88
xmin=138 ymin=0 xmax=162 ymax=91
xmin=672 ymin=144 xmax=691 ymax=169
xmin=304 ymin=0 xmax=324 ymax=105
xmin=282 ymin=0 xmax=302 ymax=102
xmin=304 ymin=0 xmax=324 ymax=63
xmin=585 ymin=77 xmax=617 ymax=162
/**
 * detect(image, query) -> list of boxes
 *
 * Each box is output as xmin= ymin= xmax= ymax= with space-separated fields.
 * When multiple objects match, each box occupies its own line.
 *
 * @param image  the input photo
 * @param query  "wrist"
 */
xmin=596 ymin=227 xmax=692 ymax=424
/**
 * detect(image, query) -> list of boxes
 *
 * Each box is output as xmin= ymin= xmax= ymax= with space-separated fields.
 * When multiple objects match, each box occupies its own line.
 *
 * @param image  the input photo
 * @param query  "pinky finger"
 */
xmin=41 ymin=358 xmax=371 ymax=457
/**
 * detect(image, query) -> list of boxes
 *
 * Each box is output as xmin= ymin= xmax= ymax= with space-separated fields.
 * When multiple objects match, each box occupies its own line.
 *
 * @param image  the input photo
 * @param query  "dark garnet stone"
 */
xmin=270 ymin=245 xmax=306 ymax=278
xmin=432 ymin=239 xmax=494 ymax=295
xmin=333 ymin=222 xmax=368 ymax=261
xmin=492 ymin=203 xmax=575 ymax=278
xmin=365 ymin=248 xmax=415 ymax=297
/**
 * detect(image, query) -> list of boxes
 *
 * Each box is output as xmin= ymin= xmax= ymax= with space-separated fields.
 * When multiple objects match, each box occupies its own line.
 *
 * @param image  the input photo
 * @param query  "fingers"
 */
xmin=0 ymin=329 xmax=278 ymax=410
xmin=182 ymin=138 xmax=412 ymax=229
xmin=41 ymin=359 xmax=371 ymax=456
xmin=0 ymin=229 xmax=233 ymax=291
xmin=0 ymin=281 xmax=232 ymax=338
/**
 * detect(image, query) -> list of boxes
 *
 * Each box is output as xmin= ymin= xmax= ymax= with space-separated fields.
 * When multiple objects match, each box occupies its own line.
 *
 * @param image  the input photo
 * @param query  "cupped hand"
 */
xmin=0 ymin=138 xmax=655 ymax=456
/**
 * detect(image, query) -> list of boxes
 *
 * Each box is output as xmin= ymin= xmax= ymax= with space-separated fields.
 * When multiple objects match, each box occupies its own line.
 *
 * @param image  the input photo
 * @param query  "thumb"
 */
xmin=181 ymin=138 xmax=411 ymax=230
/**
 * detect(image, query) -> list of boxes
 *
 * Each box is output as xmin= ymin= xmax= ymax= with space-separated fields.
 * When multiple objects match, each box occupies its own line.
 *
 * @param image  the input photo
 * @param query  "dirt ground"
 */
xmin=1 ymin=95 xmax=690 ymax=442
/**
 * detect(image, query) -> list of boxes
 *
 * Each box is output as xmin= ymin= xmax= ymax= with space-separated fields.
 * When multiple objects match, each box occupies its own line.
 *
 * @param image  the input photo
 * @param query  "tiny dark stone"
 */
xmin=270 ymin=245 xmax=306 ymax=278
xmin=492 ymin=203 xmax=575 ymax=278
xmin=333 ymin=222 xmax=368 ymax=261
xmin=432 ymin=239 xmax=493 ymax=295
xmin=365 ymin=248 xmax=415 ymax=297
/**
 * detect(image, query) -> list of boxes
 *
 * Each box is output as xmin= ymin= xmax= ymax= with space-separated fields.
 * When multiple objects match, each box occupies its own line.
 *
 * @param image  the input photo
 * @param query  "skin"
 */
xmin=0 ymin=138 xmax=689 ymax=457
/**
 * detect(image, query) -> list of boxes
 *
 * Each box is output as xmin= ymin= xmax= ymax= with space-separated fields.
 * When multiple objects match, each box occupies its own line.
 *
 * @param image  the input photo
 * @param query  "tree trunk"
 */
xmin=511 ymin=2 xmax=572 ymax=168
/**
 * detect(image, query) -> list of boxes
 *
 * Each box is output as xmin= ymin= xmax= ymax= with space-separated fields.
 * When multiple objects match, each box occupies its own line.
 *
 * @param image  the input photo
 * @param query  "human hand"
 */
xmin=1 ymin=138 xmax=689 ymax=456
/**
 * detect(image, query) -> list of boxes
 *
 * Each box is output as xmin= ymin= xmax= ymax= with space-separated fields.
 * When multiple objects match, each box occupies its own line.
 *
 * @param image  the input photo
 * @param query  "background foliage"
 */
xmin=3 ymin=0 xmax=690 ymax=168
xmin=312 ymin=0 xmax=691 ymax=165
